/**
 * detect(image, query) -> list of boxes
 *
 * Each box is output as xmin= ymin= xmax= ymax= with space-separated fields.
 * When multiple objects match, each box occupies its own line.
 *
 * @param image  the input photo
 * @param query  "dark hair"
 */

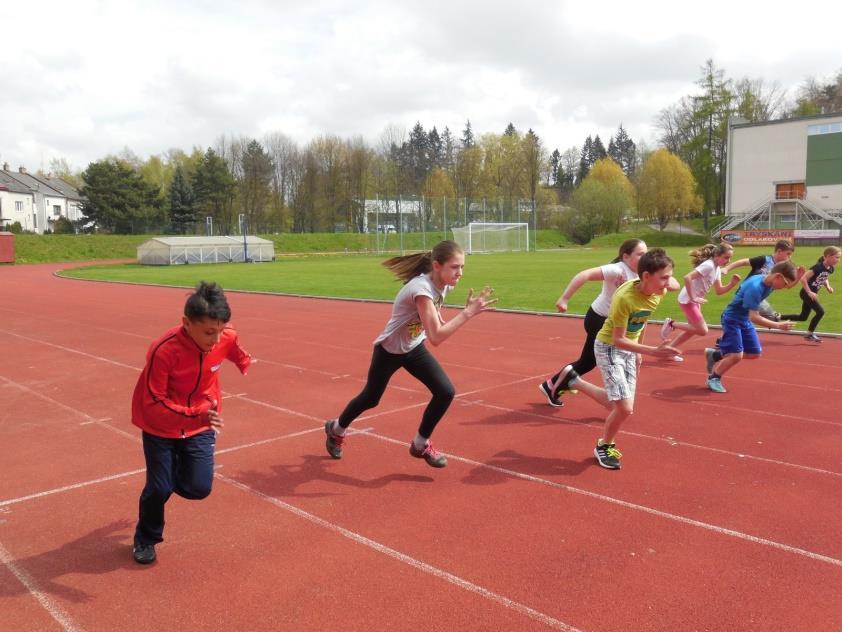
xmin=688 ymin=243 xmax=732 ymax=267
xmin=769 ymin=261 xmax=797 ymax=282
xmin=637 ymin=248 xmax=674 ymax=276
xmin=611 ymin=238 xmax=644 ymax=264
xmin=382 ymin=240 xmax=464 ymax=283
xmin=774 ymin=239 xmax=794 ymax=253
xmin=184 ymin=281 xmax=231 ymax=322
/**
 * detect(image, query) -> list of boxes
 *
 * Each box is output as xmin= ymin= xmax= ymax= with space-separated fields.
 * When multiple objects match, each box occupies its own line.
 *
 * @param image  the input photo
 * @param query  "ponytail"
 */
xmin=612 ymin=238 xmax=644 ymax=264
xmin=688 ymin=243 xmax=732 ymax=267
xmin=382 ymin=240 xmax=464 ymax=284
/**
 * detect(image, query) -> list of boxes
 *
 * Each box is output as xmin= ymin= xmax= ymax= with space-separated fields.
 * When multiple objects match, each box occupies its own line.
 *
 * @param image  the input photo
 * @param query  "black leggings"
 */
xmin=549 ymin=307 xmax=606 ymax=391
xmin=338 ymin=343 xmax=455 ymax=438
xmin=781 ymin=289 xmax=825 ymax=332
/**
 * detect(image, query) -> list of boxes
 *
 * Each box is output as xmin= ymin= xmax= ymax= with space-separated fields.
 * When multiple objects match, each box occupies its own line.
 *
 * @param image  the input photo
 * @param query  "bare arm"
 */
xmin=714 ymin=272 xmax=741 ymax=295
xmin=683 ymin=270 xmax=705 ymax=303
xmin=556 ymin=266 xmax=605 ymax=312
xmin=612 ymin=326 xmax=680 ymax=357
xmin=724 ymin=258 xmax=750 ymax=274
xmin=749 ymin=309 xmax=794 ymax=330
xmin=417 ymin=287 xmax=497 ymax=346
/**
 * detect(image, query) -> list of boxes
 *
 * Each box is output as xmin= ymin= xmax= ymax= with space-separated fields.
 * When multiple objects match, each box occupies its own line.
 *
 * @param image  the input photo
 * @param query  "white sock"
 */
xmin=333 ymin=420 xmax=346 ymax=436
xmin=412 ymin=434 xmax=427 ymax=450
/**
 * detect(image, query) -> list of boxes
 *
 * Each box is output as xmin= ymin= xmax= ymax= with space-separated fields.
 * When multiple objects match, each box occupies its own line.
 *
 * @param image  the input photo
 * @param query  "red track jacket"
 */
xmin=132 ymin=324 xmax=251 ymax=438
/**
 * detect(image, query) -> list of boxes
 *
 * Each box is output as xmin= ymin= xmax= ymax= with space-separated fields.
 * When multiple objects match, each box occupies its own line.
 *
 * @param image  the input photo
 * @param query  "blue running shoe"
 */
xmin=706 ymin=376 xmax=726 ymax=393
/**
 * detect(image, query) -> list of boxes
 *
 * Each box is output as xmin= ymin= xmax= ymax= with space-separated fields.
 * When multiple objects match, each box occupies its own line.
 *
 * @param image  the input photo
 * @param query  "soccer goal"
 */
xmin=451 ymin=222 xmax=530 ymax=254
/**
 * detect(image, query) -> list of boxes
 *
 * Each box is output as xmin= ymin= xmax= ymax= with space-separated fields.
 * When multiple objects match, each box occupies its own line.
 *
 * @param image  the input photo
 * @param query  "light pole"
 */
xmin=239 ymin=213 xmax=249 ymax=263
xmin=206 ymin=216 xmax=213 ymax=236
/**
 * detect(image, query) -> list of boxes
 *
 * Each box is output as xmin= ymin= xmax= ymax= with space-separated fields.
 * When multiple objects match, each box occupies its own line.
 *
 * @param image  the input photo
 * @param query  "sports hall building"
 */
xmin=719 ymin=112 xmax=842 ymax=245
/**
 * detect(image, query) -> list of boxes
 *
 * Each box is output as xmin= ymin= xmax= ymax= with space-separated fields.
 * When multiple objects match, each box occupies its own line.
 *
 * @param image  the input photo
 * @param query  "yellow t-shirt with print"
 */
xmin=596 ymin=279 xmax=663 ymax=345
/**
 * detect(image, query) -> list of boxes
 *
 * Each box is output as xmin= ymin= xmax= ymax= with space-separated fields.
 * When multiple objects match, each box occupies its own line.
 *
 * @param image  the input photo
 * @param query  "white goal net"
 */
xmin=451 ymin=222 xmax=530 ymax=254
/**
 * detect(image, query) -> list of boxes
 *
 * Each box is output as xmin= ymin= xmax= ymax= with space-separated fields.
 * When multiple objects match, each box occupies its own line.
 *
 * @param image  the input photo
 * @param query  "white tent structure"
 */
xmin=137 ymin=236 xmax=274 ymax=266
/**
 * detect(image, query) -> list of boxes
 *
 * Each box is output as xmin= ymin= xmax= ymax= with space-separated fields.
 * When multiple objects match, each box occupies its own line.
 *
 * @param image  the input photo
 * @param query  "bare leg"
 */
xmin=570 ymin=375 xmax=611 ymax=409
xmin=603 ymin=398 xmax=634 ymax=444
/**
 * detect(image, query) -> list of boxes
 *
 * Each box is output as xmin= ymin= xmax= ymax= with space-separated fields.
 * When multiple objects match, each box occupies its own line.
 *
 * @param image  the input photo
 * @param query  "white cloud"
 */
xmin=1 ymin=0 xmax=840 ymax=172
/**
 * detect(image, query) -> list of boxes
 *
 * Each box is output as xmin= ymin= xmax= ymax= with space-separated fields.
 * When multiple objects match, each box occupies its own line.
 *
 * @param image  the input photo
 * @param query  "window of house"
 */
xmin=775 ymin=182 xmax=805 ymax=199
xmin=808 ymin=122 xmax=842 ymax=135
xmin=53 ymin=205 xmax=61 ymax=216
xmin=15 ymin=201 xmax=23 ymax=211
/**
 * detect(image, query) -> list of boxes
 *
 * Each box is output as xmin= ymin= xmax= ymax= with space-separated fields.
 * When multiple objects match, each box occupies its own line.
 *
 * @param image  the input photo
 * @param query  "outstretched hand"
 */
xmin=729 ymin=273 xmax=741 ymax=284
xmin=464 ymin=286 xmax=497 ymax=318
xmin=653 ymin=342 xmax=681 ymax=358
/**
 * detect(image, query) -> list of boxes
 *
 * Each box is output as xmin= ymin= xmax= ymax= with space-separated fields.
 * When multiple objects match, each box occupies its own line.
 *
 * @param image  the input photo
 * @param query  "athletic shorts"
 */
xmin=719 ymin=316 xmax=762 ymax=355
xmin=594 ymin=340 xmax=637 ymax=402
xmin=679 ymin=301 xmax=704 ymax=324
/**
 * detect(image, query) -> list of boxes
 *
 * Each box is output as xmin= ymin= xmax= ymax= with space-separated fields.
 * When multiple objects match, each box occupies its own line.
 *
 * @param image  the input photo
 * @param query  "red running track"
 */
xmin=1 ymin=263 xmax=840 ymax=631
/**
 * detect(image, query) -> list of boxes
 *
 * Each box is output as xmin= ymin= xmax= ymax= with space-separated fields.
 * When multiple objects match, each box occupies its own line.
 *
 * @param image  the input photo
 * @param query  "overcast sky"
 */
xmin=2 ymin=0 xmax=840 ymax=173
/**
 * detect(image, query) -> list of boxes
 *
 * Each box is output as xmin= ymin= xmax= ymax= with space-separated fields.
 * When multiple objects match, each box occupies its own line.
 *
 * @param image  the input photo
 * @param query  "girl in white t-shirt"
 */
xmin=540 ymin=238 xmax=649 ymax=407
xmin=324 ymin=240 xmax=496 ymax=468
xmin=660 ymin=243 xmax=740 ymax=352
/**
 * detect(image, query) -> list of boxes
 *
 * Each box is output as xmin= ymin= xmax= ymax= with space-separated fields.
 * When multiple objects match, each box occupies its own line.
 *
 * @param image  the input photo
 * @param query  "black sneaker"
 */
xmin=714 ymin=337 xmax=721 ymax=349
xmin=538 ymin=380 xmax=563 ymax=407
xmin=594 ymin=442 xmax=622 ymax=469
xmin=805 ymin=333 xmax=821 ymax=343
xmin=409 ymin=440 xmax=447 ymax=468
xmin=324 ymin=420 xmax=345 ymax=459
xmin=133 ymin=541 xmax=156 ymax=564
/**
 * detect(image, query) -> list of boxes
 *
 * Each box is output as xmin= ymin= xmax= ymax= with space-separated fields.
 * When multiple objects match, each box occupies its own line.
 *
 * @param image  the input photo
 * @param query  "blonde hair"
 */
xmin=821 ymin=246 xmax=841 ymax=263
xmin=382 ymin=240 xmax=464 ymax=284
xmin=688 ymin=243 xmax=732 ymax=267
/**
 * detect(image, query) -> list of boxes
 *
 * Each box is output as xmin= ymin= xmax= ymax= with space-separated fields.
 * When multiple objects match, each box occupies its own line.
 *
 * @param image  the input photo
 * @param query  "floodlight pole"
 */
xmin=239 ymin=213 xmax=249 ymax=263
xmin=206 ymin=216 xmax=213 ymax=236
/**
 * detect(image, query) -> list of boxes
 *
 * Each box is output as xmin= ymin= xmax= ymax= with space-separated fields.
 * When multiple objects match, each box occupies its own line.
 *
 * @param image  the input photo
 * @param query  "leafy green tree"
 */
xmin=169 ymin=165 xmax=195 ymax=234
xmin=79 ymin=159 xmax=164 ymax=233
xmin=637 ymin=149 xmax=701 ymax=230
xmin=587 ymin=158 xmax=635 ymax=232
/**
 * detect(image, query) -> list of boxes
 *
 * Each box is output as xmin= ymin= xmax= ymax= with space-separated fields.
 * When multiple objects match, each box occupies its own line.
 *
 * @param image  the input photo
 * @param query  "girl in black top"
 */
xmin=780 ymin=246 xmax=840 ymax=342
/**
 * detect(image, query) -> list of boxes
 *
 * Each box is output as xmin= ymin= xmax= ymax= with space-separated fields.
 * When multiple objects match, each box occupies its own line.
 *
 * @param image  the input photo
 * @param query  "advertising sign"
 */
xmin=720 ymin=229 xmax=795 ymax=245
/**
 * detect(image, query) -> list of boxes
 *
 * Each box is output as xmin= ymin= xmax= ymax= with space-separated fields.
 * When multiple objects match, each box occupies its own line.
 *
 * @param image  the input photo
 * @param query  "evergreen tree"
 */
xmin=428 ymin=126 xmax=443 ymax=170
xmin=441 ymin=126 xmax=456 ymax=173
xmin=169 ymin=165 xmax=195 ymax=234
xmin=503 ymin=122 xmax=517 ymax=137
xmin=192 ymin=148 xmax=236 ymax=234
xmin=612 ymin=124 xmax=637 ymax=177
xmin=592 ymin=135 xmax=607 ymax=161
xmin=406 ymin=121 xmax=430 ymax=193
xmin=577 ymin=136 xmax=593 ymax=184
xmin=461 ymin=120 xmax=475 ymax=149
xmin=79 ymin=159 xmax=164 ymax=234
xmin=549 ymin=148 xmax=561 ymax=186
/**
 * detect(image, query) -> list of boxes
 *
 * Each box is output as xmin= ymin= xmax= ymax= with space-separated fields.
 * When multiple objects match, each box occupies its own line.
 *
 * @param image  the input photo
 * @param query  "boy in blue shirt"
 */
xmin=704 ymin=261 xmax=803 ymax=393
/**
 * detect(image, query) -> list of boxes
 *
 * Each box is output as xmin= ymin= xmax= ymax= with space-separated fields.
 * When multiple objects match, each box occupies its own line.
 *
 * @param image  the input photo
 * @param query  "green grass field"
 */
xmin=59 ymin=246 xmax=841 ymax=334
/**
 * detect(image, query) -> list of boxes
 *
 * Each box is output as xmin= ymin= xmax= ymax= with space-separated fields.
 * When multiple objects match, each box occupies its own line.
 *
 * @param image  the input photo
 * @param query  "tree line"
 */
xmin=44 ymin=61 xmax=841 ymax=240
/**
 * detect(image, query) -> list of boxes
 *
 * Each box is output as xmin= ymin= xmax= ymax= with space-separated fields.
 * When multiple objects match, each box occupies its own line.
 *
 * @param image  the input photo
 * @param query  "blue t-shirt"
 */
xmin=722 ymin=274 xmax=772 ymax=321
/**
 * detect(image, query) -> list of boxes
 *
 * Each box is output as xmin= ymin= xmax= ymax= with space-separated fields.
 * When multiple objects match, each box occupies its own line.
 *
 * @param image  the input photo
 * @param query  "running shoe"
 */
xmin=805 ymin=333 xmax=821 ymax=343
xmin=706 ymin=376 xmax=727 ymax=393
xmin=660 ymin=317 xmax=674 ymax=340
xmin=409 ymin=440 xmax=447 ymax=468
xmin=670 ymin=355 xmax=684 ymax=362
xmin=594 ymin=442 xmax=622 ymax=469
xmin=704 ymin=348 xmax=717 ymax=375
xmin=538 ymin=380 xmax=564 ymax=407
xmin=324 ymin=420 xmax=345 ymax=459
xmin=133 ymin=541 xmax=156 ymax=565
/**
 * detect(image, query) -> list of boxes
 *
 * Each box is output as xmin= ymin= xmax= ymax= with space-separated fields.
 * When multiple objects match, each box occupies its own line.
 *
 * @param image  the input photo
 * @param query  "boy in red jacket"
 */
xmin=132 ymin=282 xmax=250 ymax=564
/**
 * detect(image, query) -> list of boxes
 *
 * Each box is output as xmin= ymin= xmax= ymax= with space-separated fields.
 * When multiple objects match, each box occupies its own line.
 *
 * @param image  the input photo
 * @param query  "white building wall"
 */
xmin=0 ymin=191 xmax=35 ymax=230
xmin=728 ymin=115 xmax=842 ymax=214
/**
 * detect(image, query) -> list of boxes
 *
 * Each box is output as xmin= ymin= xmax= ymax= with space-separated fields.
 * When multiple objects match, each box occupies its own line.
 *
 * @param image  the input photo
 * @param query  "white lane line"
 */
xmin=0 ymin=469 xmax=146 ymax=508
xmin=362 ymin=430 xmax=842 ymax=569
xmin=215 ymin=473 xmax=579 ymax=632
xmin=0 ymin=541 xmax=82 ymax=632
xmin=0 ymin=375 xmax=139 ymax=443
xmin=0 ymin=331 xmax=140 ymax=370
xmin=463 ymin=398 xmax=842 ymax=478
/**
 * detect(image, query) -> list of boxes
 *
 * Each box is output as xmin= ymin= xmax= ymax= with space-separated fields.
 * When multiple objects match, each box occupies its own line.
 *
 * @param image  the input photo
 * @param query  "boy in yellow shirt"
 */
xmin=566 ymin=249 xmax=681 ymax=469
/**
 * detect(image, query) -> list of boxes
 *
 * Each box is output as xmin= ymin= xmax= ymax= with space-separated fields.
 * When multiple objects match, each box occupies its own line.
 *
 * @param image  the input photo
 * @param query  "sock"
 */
xmin=412 ymin=434 xmax=428 ymax=451
xmin=597 ymin=438 xmax=609 ymax=447
xmin=333 ymin=420 xmax=346 ymax=436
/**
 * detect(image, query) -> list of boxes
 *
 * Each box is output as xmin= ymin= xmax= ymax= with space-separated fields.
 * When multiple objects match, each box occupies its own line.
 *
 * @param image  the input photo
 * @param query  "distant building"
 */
xmin=720 ymin=112 xmax=842 ymax=238
xmin=0 ymin=163 xmax=85 ymax=233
